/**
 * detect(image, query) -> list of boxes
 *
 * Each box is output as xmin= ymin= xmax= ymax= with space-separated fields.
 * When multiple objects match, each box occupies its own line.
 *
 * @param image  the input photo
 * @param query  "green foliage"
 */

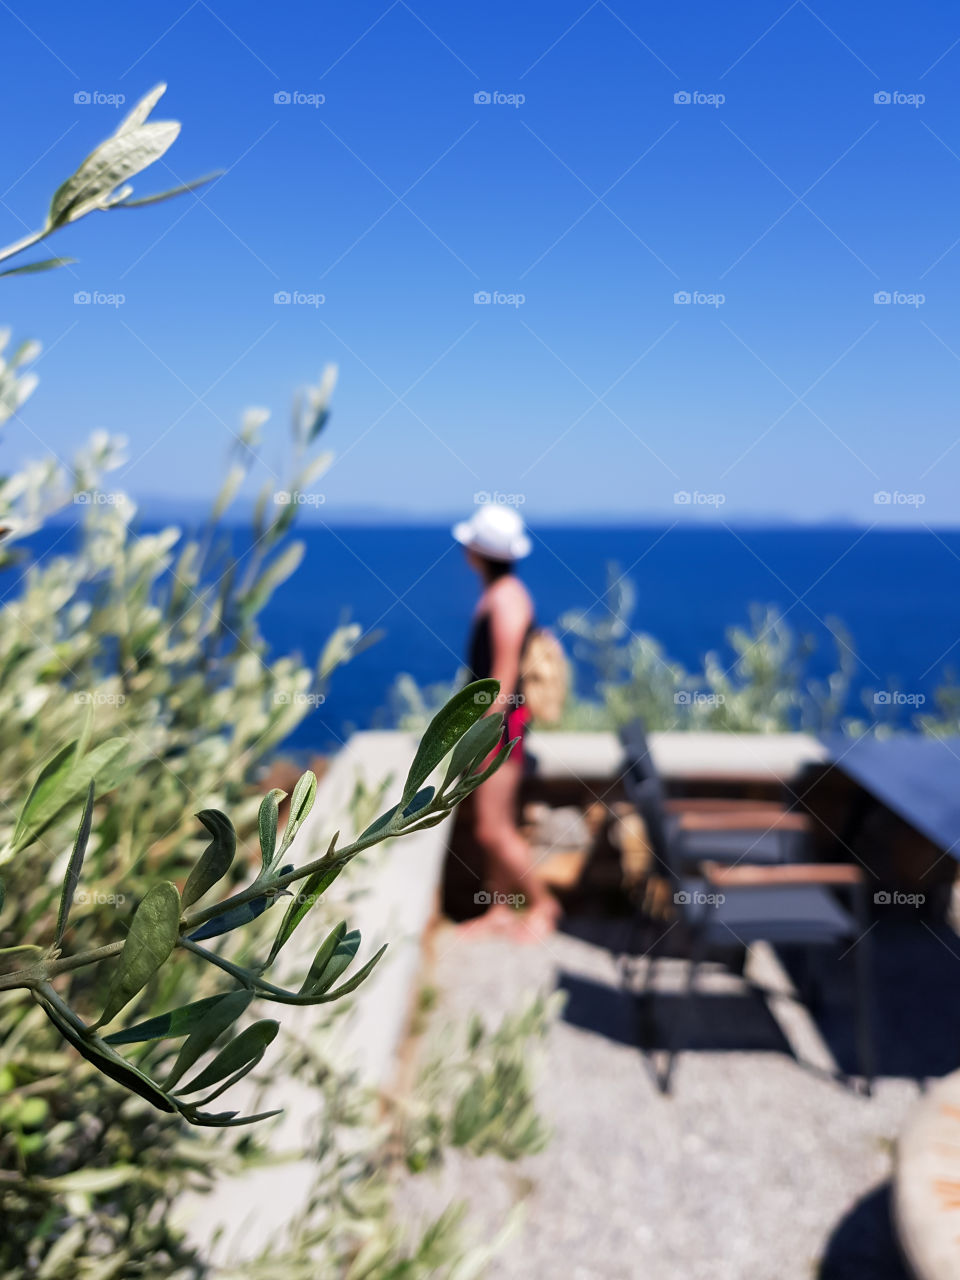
xmin=0 ymin=682 xmax=512 ymax=1125
xmin=0 ymin=84 xmax=529 ymax=1278
xmin=404 ymin=992 xmax=560 ymax=1170
xmin=219 ymin=993 xmax=553 ymax=1280
xmin=557 ymin=563 xmax=856 ymax=733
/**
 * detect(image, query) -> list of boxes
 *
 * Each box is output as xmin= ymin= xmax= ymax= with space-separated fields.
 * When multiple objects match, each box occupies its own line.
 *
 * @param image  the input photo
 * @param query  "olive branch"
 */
xmin=0 ymin=681 xmax=511 ymax=1127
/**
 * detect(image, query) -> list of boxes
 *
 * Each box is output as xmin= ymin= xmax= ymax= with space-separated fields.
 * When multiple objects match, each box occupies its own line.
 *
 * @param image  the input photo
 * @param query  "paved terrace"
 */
xmin=399 ymin=914 xmax=960 ymax=1280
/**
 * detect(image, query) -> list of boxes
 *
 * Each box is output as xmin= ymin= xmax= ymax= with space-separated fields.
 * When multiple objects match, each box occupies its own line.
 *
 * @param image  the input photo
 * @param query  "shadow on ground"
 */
xmin=817 ymin=1183 xmax=910 ymax=1280
xmin=559 ymin=913 xmax=960 ymax=1082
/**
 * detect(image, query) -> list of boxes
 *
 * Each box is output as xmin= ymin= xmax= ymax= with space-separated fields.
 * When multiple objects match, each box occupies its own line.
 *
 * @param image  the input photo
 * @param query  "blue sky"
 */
xmin=2 ymin=0 xmax=960 ymax=524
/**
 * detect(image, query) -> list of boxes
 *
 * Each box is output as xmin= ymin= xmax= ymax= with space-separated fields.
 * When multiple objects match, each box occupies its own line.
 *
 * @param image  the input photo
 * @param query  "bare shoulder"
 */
xmin=487 ymin=575 xmax=534 ymax=624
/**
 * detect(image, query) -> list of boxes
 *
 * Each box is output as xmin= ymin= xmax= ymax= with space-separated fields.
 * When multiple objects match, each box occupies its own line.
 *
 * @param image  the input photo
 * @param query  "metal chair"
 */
xmin=627 ymin=774 xmax=875 ymax=1095
xmin=619 ymin=720 xmax=808 ymax=869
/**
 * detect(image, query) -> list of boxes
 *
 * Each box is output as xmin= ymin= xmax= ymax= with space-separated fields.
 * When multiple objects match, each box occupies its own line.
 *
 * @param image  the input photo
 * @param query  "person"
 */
xmin=452 ymin=504 xmax=560 ymax=939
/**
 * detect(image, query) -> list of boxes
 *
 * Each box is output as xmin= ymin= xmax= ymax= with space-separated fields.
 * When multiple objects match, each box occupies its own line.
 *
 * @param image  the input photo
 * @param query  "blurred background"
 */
xmin=2 ymin=4 xmax=960 ymax=1279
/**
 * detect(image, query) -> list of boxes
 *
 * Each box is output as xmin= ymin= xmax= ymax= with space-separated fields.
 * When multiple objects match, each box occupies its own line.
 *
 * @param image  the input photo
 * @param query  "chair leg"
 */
xmin=852 ymin=927 xmax=876 ymax=1096
xmin=661 ymin=932 xmax=703 ymax=1095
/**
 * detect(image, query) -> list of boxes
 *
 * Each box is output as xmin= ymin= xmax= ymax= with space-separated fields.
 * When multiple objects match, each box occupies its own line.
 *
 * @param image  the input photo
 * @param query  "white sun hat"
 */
xmin=452 ymin=503 xmax=532 ymax=561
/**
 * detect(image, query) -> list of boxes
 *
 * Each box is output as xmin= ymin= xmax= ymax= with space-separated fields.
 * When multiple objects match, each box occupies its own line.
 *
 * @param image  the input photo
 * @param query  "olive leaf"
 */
xmin=36 ymin=993 xmax=177 ymax=1114
xmin=180 ymin=1106 xmax=283 ymax=1129
xmin=298 ymin=922 xmax=348 ymax=995
xmin=95 ymin=882 xmax=181 ymax=1028
xmin=47 ymin=85 xmax=194 ymax=230
xmin=402 ymin=786 xmax=435 ymax=819
xmin=181 ymin=810 xmax=236 ymax=908
xmin=49 ymin=121 xmax=181 ymax=228
xmin=176 ymin=1019 xmax=279 ymax=1097
xmin=276 ymin=770 xmax=317 ymax=859
xmin=265 ymin=834 xmax=341 ymax=966
xmin=449 ymin=737 xmax=518 ymax=800
xmin=54 ymin=781 xmax=94 ymax=948
xmin=315 ymin=945 xmax=386 ymax=1001
xmin=257 ymin=787 xmax=285 ymax=872
xmin=116 ymin=172 xmax=221 ymax=208
xmin=104 ymin=990 xmax=248 ymax=1047
xmin=0 ymin=257 xmax=76 ymax=278
xmin=12 ymin=736 xmax=128 ymax=854
xmin=360 ymin=803 xmax=400 ymax=842
xmin=241 ymin=542 xmax=305 ymax=616
xmin=162 ymin=990 xmax=254 ymax=1088
xmin=441 ymin=712 xmax=504 ymax=792
xmin=186 ymin=870 xmax=289 ymax=942
xmin=400 ymin=679 xmax=499 ymax=807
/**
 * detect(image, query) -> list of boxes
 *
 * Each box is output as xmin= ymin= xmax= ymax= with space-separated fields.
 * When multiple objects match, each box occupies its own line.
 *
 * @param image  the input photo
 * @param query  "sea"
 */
xmin=258 ymin=524 xmax=960 ymax=751
xmin=25 ymin=521 xmax=960 ymax=752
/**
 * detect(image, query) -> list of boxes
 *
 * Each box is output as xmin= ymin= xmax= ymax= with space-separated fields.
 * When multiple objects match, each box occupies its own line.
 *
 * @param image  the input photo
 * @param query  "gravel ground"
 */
xmin=394 ymin=919 xmax=941 ymax=1280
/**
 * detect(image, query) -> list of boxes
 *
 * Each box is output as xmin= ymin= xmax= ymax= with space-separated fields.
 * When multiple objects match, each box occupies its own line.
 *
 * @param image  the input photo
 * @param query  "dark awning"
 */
xmin=820 ymin=734 xmax=960 ymax=858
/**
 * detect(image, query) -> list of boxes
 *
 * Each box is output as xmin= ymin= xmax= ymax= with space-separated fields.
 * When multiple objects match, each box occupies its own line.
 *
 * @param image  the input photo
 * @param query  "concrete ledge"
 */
xmin=527 ymin=729 xmax=827 ymax=783
xmin=178 ymin=730 xmax=451 ymax=1266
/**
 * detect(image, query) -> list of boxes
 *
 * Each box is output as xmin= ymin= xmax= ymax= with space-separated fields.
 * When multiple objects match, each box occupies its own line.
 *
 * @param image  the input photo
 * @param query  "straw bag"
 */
xmin=519 ymin=628 xmax=568 ymax=724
